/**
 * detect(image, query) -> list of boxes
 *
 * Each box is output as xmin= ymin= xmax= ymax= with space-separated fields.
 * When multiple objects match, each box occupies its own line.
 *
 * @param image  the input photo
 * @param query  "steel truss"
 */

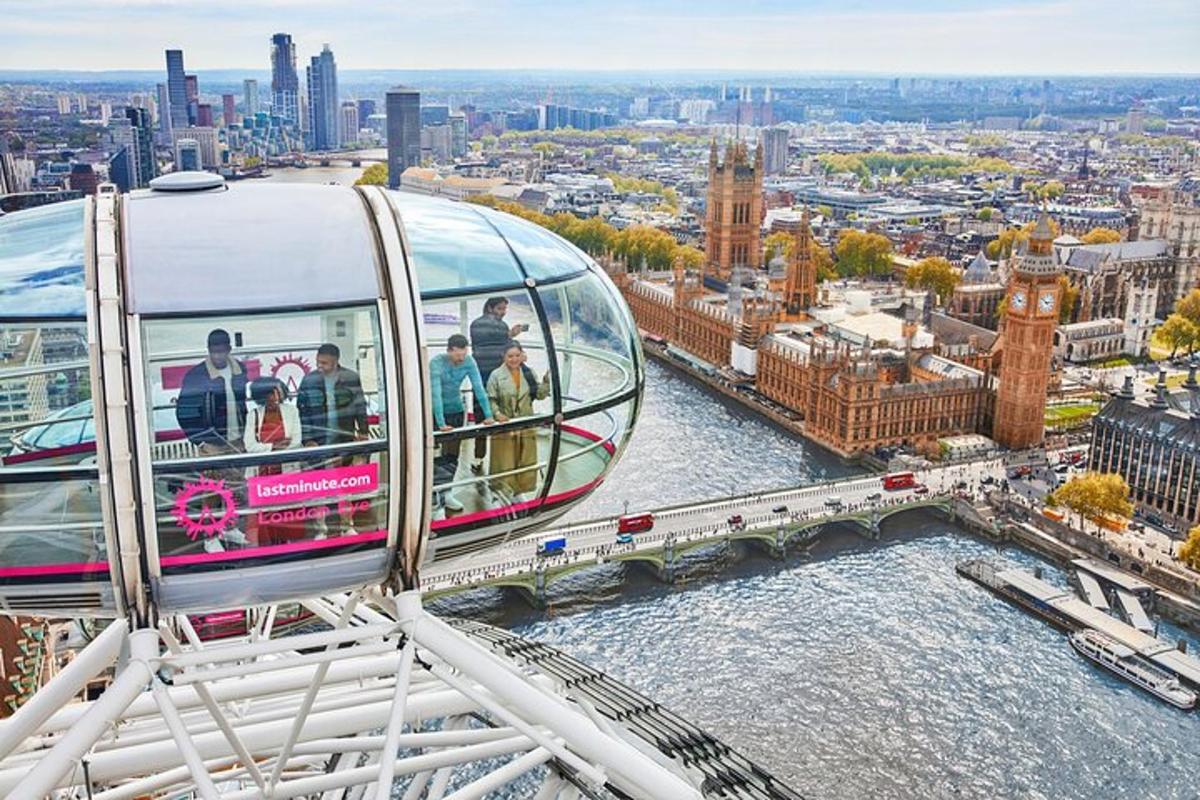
xmin=0 ymin=591 xmax=702 ymax=800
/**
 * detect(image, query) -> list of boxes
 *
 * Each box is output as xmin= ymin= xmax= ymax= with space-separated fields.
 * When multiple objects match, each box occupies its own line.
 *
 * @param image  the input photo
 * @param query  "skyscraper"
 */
xmin=196 ymin=103 xmax=214 ymax=128
xmin=386 ymin=86 xmax=420 ymax=188
xmin=222 ymin=94 xmax=237 ymax=128
xmin=243 ymin=79 xmax=259 ymax=117
xmin=184 ymin=74 xmax=199 ymax=125
xmin=306 ymin=44 xmax=339 ymax=151
xmin=340 ymin=102 xmax=359 ymax=147
xmin=156 ymin=82 xmax=172 ymax=136
xmin=165 ymin=49 xmax=189 ymax=130
xmin=125 ymin=106 xmax=157 ymax=188
xmin=271 ymin=33 xmax=300 ymax=126
xmin=761 ymin=127 xmax=789 ymax=175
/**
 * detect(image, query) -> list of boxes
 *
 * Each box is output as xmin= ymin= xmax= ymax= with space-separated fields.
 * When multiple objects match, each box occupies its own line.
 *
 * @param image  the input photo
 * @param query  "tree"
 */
xmin=763 ymin=231 xmax=794 ymax=263
xmin=1050 ymin=472 xmax=1133 ymax=527
xmin=904 ymin=257 xmax=961 ymax=305
xmin=1157 ymin=314 xmax=1199 ymax=357
xmin=987 ymin=217 xmax=1062 ymax=259
xmin=354 ymin=163 xmax=388 ymax=186
xmin=1057 ymin=275 xmax=1079 ymax=324
xmin=813 ymin=244 xmax=837 ymax=282
xmin=1176 ymin=288 xmax=1200 ymax=327
xmin=976 ymin=207 xmax=995 ymax=221
xmin=1081 ymin=227 xmax=1122 ymax=245
xmin=835 ymin=230 xmax=893 ymax=278
xmin=815 ymin=205 xmax=834 ymax=219
xmin=1180 ymin=525 xmax=1200 ymax=571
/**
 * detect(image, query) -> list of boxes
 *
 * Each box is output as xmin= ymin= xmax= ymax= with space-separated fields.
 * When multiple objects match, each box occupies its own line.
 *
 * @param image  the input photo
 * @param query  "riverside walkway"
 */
xmin=423 ymin=457 xmax=1007 ymax=602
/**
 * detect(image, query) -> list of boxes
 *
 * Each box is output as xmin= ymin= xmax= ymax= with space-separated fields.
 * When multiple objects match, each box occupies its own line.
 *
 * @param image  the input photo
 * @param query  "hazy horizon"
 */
xmin=2 ymin=0 xmax=1198 ymax=75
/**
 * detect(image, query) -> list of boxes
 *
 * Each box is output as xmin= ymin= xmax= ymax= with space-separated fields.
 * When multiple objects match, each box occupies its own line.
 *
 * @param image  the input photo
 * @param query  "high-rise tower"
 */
xmin=993 ymin=211 xmax=1062 ymax=449
xmin=270 ymin=33 xmax=300 ymax=126
xmin=704 ymin=140 xmax=764 ymax=283
xmin=306 ymin=44 xmax=339 ymax=150
xmin=164 ymin=49 xmax=188 ymax=130
xmin=386 ymin=86 xmax=420 ymax=189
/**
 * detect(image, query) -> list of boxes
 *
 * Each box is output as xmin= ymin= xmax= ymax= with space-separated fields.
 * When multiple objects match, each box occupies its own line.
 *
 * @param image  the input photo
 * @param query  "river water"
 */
xmin=431 ymin=361 xmax=1199 ymax=800
xmin=259 ymin=170 xmax=1198 ymax=798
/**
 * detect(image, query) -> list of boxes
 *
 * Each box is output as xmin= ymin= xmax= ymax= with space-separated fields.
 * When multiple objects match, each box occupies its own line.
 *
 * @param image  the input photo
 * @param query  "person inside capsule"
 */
xmin=485 ymin=340 xmax=550 ymax=504
xmin=429 ymin=334 xmax=495 ymax=520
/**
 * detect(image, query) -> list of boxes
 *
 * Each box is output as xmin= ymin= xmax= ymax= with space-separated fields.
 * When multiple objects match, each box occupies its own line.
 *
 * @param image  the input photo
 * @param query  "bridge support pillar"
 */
xmin=770 ymin=525 xmax=787 ymax=559
xmin=868 ymin=508 xmax=881 ymax=540
xmin=659 ymin=537 xmax=677 ymax=583
xmin=533 ymin=566 xmax=548 ymax=608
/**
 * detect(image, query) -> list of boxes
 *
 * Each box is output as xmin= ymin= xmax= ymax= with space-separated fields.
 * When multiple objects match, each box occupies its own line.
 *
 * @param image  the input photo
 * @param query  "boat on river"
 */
xmin=1069 ymin=628 xmax=1196 ymax=710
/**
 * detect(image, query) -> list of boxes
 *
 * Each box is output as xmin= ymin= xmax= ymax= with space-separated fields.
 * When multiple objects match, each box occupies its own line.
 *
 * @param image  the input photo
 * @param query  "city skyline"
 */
xmin=1 ymin=0 xmax=1199 ymax=75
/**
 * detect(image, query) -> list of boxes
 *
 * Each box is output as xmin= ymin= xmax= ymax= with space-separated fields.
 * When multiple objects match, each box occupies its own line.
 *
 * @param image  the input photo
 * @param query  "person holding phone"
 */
xmin=469 ymin=297 xmax=528 ymax=467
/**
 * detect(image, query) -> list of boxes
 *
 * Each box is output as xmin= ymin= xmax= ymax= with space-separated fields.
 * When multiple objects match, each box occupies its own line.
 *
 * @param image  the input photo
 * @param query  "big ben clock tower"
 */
xmin=993 ymin=211 xmax=1061 ymax=449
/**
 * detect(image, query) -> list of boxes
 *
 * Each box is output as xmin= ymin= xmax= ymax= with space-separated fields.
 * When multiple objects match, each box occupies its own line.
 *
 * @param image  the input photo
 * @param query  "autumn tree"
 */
xmin=835 ymin=230 xmax=893 ymax=278
xmin=976 ymin=207 xmax=995 ymax=221
xmin=1080 ymin=227 xmax=1122 ymax=245
xmin=1180 ymin=525 xmax=1200 ymax=571
xmin=1050 ymin=472 xmax=1134 ymax=527
xmin=1057 ymin=275 xmax=1079 ymax=324
xmin=904 ymin=257 xmax=961 ymax=305
xmin=763 ymin=231 xmax=794 ymax=262
xmin=1176 ymin=288 xmax=1200 ymax=326
xmin=1157 ymin=314 xmax=1199 ymax=357
xmin=986 ymin=217 xmax=1061 ymax=259
xmin=354 ymin=163 xmax=388 ymax=186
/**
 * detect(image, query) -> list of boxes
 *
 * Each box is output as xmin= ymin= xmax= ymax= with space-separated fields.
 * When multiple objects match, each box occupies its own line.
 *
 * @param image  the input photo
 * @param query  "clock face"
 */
xmin=1011 ymin=290 xmax=1027 ymax=311
xmin=1039 ymin=291 xmax=1057 ymax=314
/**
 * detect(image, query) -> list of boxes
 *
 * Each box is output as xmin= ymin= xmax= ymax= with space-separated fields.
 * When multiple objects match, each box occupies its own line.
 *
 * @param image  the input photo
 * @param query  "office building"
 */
xmin=1090 ymin=370 xmax=1200 ymax=527
xmin=123 ymin=107 xmax=157 ymax=188
xmin=386 ymin=86 xmax=420 ymax=189
xmin=156 ymin=83 xmax=172 ymax=136
xmin=68 ymin=164 xmax=98 ymax=196
xmin=165 ymin=50 xmax=188 ymax=129
xmin=56 ymin=94 xmax=71 ymax=115
xmin=761 ymin=127 xmax=789 ymax=175
xmin=174 ymin=139 xmax=202 ymax=172
xmin=271 ymin=33 xmax=300 ymax=126
xmin=340 ymin=102 xmax=359 ymax=147
xmin=172 ymin=127 xmax=217 ymax=169
xmin=195 ymin=103 xmax=213 ymax=128
xmin=356 ymin=99 xmax=376 ymax=127
xmin=305 ymin=44 xmax=339 ymax=151
xmin=243 ymin=79 xmax=259 ymax=118
xmin=420 ymin=105 xmax=450 ymax=127
xmin=222 ymin=94 xmax=237 ymax=128
xmin=184 ymin=74 xmax=199 ymax=125
xmin=448 ymin=114 xmax=467 ymax=159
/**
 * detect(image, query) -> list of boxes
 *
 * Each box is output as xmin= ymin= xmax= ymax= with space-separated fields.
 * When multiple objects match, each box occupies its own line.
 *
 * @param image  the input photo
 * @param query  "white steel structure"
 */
xmin=0 ymin=176 xmax=716 ymax=798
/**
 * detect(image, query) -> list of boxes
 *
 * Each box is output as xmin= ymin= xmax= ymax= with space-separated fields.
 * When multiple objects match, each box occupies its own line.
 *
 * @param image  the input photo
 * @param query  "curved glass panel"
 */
xmin=139 ymin=306 xmax=391 ymax=578
xmin=0 ymin=200 xmax=86 ymax=318
xmin=125 ymin=184 xmax=381 ymax=314
xmin=471 ymin=204 xmax=591 ymax=282
xmin=552 ymin=400 xmax=630 ymax=501
xmin=542 ymin=270 xmax=637 ymax=410
xmin=392 ymin=193 xmax=524 ymax=296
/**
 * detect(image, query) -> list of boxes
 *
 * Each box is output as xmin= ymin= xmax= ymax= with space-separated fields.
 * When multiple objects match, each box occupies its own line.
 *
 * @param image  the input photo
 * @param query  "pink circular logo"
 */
xmin=271 ymin=353 xmax=313 ymax=393
xmin=173 ymin=478 xmax=239 ymax=541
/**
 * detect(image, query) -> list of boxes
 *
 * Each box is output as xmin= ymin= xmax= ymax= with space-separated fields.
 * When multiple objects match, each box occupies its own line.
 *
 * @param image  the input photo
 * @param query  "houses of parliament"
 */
xmin=610 ymin=140 xmax=1061 ymax=458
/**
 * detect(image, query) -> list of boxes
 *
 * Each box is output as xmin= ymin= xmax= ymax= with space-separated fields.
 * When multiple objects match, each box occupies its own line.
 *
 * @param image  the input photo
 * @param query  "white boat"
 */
xmin=1069 ymin=628 xmax=1197 ymax=710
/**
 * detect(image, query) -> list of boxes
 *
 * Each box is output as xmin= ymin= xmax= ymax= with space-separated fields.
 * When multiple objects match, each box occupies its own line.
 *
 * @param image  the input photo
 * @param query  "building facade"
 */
xmin=386 ymin=86 xmax=421 ymax=189
xmin=164 ymin=49 xmax=188 ymax=130
xmin=270 ymin=32 xmax=300 ymax=126
xmin=243 ymin=79 xmax=259 ymax=117
xmin=306 ymin=44 xmax=339 ymax=151
xmin=761 ymin=127 xmax=789 ymax=175
xmin=992 ymin=213 xmax=1062 ymax=450
xmin=1090 ymin=371 xmax=1200 ymax=527
xmin=704 ymin=140 xmax=763 ymax=283
xmin=1055 ymin=318 xmax=1125 ymax=364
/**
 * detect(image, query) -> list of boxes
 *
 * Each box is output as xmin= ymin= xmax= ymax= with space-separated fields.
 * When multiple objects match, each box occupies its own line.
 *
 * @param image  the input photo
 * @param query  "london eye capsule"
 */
xmin=0 ymin=176 xmax=643 ymax=618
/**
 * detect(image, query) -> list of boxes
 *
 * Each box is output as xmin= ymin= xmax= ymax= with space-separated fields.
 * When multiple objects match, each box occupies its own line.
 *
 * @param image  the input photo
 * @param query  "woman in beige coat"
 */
xmin=486 ymin=341 xmax=551 ymax=502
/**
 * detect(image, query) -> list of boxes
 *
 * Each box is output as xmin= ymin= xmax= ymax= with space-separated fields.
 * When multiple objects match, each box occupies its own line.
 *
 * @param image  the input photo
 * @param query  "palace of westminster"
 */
xmin=609 ymin=141 xmax=1200 ymax=484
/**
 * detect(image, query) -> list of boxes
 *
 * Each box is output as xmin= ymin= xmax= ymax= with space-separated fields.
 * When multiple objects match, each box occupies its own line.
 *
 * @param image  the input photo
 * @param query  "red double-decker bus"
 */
xmin=882 ymin=472 xmax=916 ymax=491
xmin=618 ymin=513 xmax=655 ymax=534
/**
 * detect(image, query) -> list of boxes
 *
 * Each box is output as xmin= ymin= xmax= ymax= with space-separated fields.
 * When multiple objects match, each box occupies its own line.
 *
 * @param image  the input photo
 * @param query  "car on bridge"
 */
xmin=537 ymin=537 xmax=567 ymax=556
xmin=913 ymin=485 xmax=930 ymax=495
xmin=615 ymin=533 xmax=635 ymax=545
xmin=772 ymin=504 xmax=788 ymax=514
xmin=727 ymin=514 xmax=745 ymax=530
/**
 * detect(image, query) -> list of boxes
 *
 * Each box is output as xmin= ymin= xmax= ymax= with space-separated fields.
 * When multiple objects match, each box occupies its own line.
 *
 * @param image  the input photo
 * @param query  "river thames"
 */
xmin=264 ymin=168 xmax=1198 ymax=799
xmin=435 ymin=359 xmax=1199 ymax=800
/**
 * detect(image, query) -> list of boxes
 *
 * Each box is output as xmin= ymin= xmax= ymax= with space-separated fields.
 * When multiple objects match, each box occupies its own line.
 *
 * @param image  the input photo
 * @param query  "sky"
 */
xmin=1 ymin=0 xmax=1198 ymax=75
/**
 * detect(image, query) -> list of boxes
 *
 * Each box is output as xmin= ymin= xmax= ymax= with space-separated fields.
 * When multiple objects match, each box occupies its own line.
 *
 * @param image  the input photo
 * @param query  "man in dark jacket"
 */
xmin=469 ymin=296 xmax=527 ymax=464
xmin=176 ymin=329 xmax=248 ymax=452
xmin=297 ymin=343 xmax=369 ymax=447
